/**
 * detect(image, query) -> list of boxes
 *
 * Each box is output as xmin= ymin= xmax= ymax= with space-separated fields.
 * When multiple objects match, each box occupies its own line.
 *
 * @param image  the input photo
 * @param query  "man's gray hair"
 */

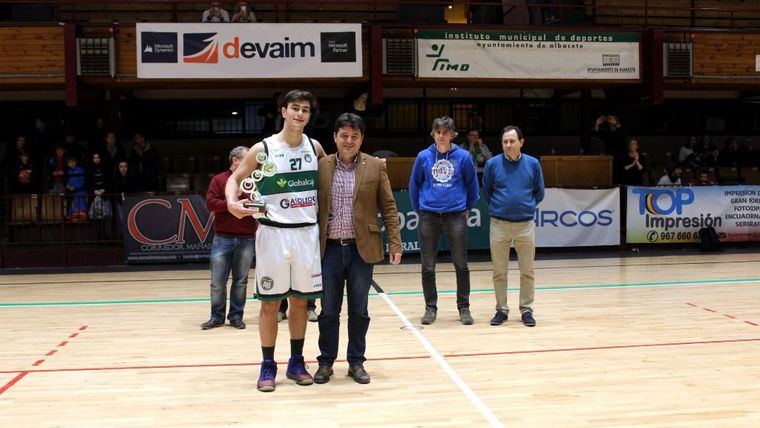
xmin=430 ymin=116 xmax=458 ymax=138
xmin=228 ymin=146 xmax=249 ymax=163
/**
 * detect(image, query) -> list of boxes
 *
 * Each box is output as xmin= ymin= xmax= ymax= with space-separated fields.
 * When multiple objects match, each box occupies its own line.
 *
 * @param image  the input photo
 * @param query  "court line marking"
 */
xmin=2 ymin=277 xmax=759 ymax=308
xmin=1 ymin=257 xmax=758 ymax=286
xmin=2 ymin=337 xmax=758 ymax=376
xmin=0 ymin=325 xmax=87 ymax=396
xmin=373 ymin=280 xmax=503 ymax=428
xmin=686 ymin=302 xmax=758 ymax=327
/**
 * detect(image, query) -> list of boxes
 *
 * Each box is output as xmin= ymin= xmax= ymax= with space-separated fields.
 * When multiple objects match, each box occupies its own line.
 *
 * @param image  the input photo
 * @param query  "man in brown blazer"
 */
xmin=314 ymin=113 xmax=402 ymax=385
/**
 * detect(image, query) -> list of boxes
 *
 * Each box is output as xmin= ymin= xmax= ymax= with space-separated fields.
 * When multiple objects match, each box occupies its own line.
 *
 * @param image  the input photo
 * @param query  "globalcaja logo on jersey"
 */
xmin=320 ymin=32 xmax=356 ymax=63
xmin=184 ymin=33 xmax=218 ymax=63
xmin=280 ymin=195 xmax=317 ymax=209
xmin=141 ymin=32 xmax=178 ymax=63
xmin=275 ymin=177 xmax=314 ymax=190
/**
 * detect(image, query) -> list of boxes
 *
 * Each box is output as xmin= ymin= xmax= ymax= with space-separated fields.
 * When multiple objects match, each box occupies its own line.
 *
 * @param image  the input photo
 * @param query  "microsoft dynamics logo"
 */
xmin=141 ymin=32 xmax=178 ymax=63
xmin=184 ymin=33 xmax=218 ymax=63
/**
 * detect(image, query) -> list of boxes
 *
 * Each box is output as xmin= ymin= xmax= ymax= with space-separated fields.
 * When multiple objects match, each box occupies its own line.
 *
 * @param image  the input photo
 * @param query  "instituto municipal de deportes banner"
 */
xmin=626 ymin=186 xmax=760 ymax=244
xmin=137 ymin=23 xmax=362 ymax=78
xmin=381 ymin=188 xmax=620 ymax=253
xmin=417 ymin=30 xmax=639 ymax=80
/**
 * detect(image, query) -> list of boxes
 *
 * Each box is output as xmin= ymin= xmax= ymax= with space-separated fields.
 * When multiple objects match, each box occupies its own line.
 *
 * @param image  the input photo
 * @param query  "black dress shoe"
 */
xmin=201 ymin=319 xmax=224 ymax=330
xmin=229 ymin=319 xmax=246 ymax=329
xmin=313 ymin=365 xmax=333 ymax=384
xmin=348 ymin=365 xmax=370 ymax=384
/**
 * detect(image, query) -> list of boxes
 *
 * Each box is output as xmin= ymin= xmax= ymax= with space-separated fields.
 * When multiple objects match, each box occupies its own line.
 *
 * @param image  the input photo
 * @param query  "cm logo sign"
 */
xmin=127 ymin=198 xmax=215 ymax=244
xmin=631 ymin=188 xmax=695 ymax=216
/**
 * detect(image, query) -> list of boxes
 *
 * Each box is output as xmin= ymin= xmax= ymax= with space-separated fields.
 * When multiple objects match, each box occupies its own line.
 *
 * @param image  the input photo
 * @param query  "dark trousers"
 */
xmin=317 ymin=242 xmax=374 ymax=367
xmin=418 ymin=210 xmax=471 ymax=310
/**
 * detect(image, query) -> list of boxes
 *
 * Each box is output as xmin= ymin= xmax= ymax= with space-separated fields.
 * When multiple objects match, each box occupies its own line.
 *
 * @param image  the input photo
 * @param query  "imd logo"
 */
xmin=184 ymin=33 xmax=218 ymax=63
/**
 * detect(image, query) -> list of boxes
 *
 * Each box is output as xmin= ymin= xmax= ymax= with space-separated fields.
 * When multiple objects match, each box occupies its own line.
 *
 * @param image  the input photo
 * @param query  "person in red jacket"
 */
xmin=201 ymin=146 xmax=258 ymax=330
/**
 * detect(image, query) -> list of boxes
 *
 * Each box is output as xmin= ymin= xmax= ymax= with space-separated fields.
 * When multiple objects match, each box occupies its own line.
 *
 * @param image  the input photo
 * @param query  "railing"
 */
xmin=0 ymin=1 xmax=758 ymax=29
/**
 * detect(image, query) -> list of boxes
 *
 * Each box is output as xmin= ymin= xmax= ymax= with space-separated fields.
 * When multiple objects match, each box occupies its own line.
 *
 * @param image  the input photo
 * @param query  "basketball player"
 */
xmin=226 ymin=90 xmax=326 ymax=392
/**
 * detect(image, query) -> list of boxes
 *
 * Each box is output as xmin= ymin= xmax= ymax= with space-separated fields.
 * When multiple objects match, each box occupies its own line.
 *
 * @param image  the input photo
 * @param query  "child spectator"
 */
xmin=65 ymin=156 xmax=88 ymax=221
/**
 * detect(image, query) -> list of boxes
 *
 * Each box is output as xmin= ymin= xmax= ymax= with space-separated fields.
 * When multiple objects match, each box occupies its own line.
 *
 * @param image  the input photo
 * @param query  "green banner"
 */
xmin=380 ymin=190 xmax=491 ymax=253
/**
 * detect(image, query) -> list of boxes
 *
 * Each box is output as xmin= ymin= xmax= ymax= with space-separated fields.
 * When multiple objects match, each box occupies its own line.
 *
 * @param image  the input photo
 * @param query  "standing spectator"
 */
xmin=102 ymin=132 xmax=126 ymax=174
xmin=482 ymin=125 xmax=545 ymax=327
xmin=62 ymin=133 xmax=87 ymax=165
xmin=718 ymin=137 xmax=739 ymax=167
xmin=620 ymin=138 xmax=646 ymax=185
xmin=47 ymin=145 xmax=67 ymax=194
xmin=65 ymin=156 xmax=88 ymax=221
xmin=409 ymin=116 xmax=480 ymax=326
xmin=313 ymin=113 xmax=402 ymax=385
xmin=657 ymin=165 xmax=683 ymax=186
xmin=28 ymin=118 xmax=52 ymax=166
xmin=112 ymin=160 xmax=135 ymax=238
xmin=231 ymin=1 xmax=256 ymax=22
xmin=9 ymin=151 xmax=36 ymax=194
xmin=87 ymin=152 xmax=113 ymax=238
xmin=464 ymin=128 xmax=492 ymax=176
xmin=201 ymin=146 xmax=257 ymax=331
xmin=129 ymin=132 xmax=159 ymax=192
xmin=678 ymin=136 xmax=698 ymax=166
xmin=202 ymin=2 xmax=230 ymax=22
xmin=593 ymin=114 xmax=625 ymax=156
xmin=87 ymin=152 xmax=110 ymax=196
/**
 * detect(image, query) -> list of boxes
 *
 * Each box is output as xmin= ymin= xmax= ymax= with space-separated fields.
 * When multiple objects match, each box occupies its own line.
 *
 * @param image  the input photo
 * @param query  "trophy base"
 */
xmin=243 ymin=201 xmax=267 ymax=219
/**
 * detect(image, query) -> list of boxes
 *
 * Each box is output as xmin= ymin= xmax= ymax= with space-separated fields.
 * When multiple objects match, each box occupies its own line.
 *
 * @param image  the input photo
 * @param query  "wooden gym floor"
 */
xmin=1 ymin=251 xmax=759 ymax=427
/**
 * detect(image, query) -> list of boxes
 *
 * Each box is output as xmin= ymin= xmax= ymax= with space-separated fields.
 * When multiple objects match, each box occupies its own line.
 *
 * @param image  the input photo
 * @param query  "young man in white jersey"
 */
xmin=226 ymin=90 xmax=326 ymax=392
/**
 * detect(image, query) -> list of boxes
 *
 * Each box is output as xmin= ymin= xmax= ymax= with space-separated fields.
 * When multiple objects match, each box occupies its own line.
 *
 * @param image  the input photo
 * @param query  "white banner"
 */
xmin=535 ymin=188 xmax=620 ymax=247
xmin=137 ymin=23 xmax=362 ymax=78
xmin=626 ymin=186 xmax=760 ymax=243
xmin=417 ymin=30 xmax=639 ymax=80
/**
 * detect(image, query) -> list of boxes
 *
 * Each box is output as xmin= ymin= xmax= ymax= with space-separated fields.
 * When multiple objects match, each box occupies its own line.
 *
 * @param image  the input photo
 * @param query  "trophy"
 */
xmin=240 ymin=152 xmax=276 ymax=219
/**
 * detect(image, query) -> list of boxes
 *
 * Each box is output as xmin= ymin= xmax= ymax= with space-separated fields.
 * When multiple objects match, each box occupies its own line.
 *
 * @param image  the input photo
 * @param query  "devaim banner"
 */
xmin=417 ymin=30 xmax=639 ymax=79
xmin=137 ymin=23 xmax=362 ymax=78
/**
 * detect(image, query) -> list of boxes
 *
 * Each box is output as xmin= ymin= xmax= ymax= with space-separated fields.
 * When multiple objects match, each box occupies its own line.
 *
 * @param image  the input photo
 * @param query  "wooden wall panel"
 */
xmin=692 ymin=33 xmax=760 ymax=77
xmin=0 ymin=27 xmax=65 ymax=82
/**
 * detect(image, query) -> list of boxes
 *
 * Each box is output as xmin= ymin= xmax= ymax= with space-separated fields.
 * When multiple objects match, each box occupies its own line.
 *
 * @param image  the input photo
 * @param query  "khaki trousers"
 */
xmin=489 ymin=218 xmax=535 ymax=314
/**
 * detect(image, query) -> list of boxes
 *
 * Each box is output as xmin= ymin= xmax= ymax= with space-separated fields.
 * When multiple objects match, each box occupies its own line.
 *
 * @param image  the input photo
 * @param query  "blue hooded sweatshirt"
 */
xmin=409 ymin=143 xmax=480 ymax=213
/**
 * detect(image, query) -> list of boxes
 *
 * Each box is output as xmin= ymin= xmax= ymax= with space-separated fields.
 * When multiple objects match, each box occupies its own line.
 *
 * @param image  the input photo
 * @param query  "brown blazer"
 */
xmin=318 ymin=152 xmax=402 ymax=264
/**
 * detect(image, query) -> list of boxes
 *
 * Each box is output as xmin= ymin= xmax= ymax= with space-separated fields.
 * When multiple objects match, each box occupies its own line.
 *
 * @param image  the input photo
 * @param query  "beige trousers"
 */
xmin=489 ymin=218 xmax=535 ymax=314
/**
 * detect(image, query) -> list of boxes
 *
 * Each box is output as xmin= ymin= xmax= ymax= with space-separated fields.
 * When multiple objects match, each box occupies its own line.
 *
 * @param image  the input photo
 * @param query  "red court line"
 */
xmin=46 ymin=350 xmax=57 ymax=356
xmin=745 ymin=321 xmax=758 ymax=326
xmin=702 ymin=307 xmax=717 ymax=313
xmin=1 ymin=337 xmax=758 ymax=376
xmin=0 ymin=372 xmax=29 ymax=396
xmin=724 ymin=314 xmax=737 ymax=319
xmin=69 ymin=333 xmax=79 ymax=338
xmin=79 ymin=326 xmax=88 ymax=331
xmin=58 ymin=341 xmax=68 ymax=347
xmin=32 ymin=360 xmax=45 ymax=367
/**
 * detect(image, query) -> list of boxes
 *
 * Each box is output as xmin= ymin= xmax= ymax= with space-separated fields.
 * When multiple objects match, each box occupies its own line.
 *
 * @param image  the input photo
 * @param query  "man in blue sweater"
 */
xmin=482 ymin=125 xmax=545 ymax=327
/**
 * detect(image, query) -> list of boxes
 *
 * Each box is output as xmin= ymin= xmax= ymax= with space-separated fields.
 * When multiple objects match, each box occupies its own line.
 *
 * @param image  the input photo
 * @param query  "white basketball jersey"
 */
xmin=257 ymin=135 xmax=318 ymax=225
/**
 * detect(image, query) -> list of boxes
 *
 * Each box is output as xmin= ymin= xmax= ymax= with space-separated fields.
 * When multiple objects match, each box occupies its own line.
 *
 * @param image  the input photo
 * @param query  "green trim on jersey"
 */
xmin=257 ymin=170 xmax=318 ymax=196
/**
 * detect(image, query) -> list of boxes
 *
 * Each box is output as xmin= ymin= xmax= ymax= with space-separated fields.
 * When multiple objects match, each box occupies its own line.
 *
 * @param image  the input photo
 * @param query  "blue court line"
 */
xmin=1 ymin=277 xmax=759 ymax=308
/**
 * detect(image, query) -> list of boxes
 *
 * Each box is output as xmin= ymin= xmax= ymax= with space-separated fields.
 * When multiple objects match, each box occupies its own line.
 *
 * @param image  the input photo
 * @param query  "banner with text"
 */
xmin=381 ymin=188 xmax=620 ymax=253
xmin=137 ymin=23 xmax=362 ymax=78
xmin=124 ymin=194 xmax=215 ymax=263
xmin=417 ymin=30 xmax=639 ymax=80
xmin=626 ymin=186 xmax=760 ymax=244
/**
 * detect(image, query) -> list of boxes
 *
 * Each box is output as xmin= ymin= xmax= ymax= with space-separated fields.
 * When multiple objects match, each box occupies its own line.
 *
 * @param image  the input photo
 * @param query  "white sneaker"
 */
xmin=307 ymin=309 xmax=318 ymax=322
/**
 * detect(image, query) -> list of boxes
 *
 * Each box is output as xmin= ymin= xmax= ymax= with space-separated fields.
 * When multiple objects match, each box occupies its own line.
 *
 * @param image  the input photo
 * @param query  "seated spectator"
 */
xmin=657 ymin=165 xmax=683 ymax=186
xmin=9 ymin=151 xmax=36 ymax=194
xmin=695 ymin=134 xmax=718 ymax=167
xmin=690 ymin=171 xmax=716 ymax=186
xmin=526 ymin=0 xmax=558 ymax=25
xmin=47 ymin=145 xmax=67 ymax=194
xmin=65 ymin=156 xmax=88 ymax=221
xmin=202 ymin=2 xmax=230 ymax=22
xmin=231 ymin=1 xmax=256 ymax=22
xmin=620 ymin=138 xmax=646 ymax=185
xmin=677 ymin=136 xmax=698 ymax=167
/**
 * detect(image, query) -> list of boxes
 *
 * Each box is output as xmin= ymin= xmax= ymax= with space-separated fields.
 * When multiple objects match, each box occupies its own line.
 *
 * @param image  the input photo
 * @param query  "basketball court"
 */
xmin=1 ymin=251 xmax=759 ymax=426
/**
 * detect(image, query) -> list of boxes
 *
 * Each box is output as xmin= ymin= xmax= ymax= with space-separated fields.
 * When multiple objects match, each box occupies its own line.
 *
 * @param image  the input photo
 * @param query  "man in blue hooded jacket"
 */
xmin=409 ymin=116 xmax=480 ymax=325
